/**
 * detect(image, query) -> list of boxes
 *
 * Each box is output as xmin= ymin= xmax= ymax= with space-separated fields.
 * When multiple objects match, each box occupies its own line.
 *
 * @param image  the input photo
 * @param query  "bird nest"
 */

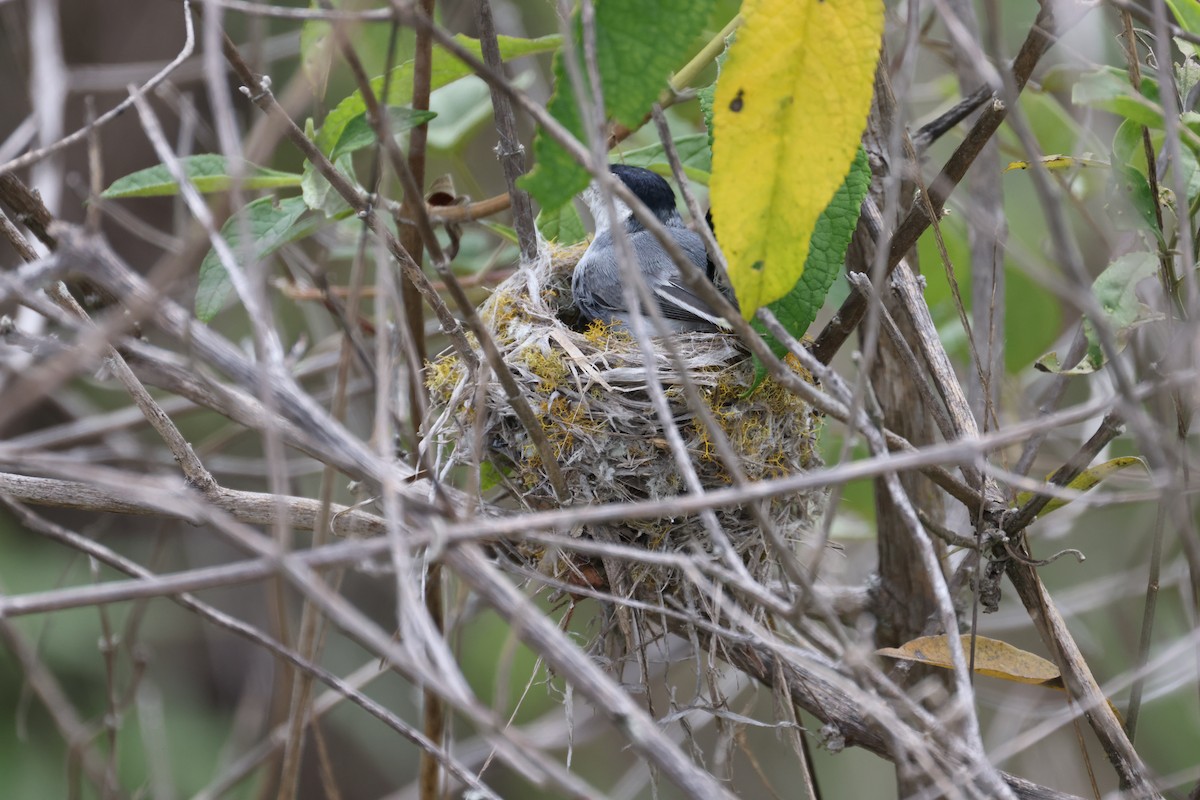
xmin=425 ymin=244 xmax=826 ymax=608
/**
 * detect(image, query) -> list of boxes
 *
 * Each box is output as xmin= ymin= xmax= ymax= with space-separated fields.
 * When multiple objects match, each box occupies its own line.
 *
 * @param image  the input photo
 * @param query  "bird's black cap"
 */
xmin=610 ymin=164 xmax=678 ymax=221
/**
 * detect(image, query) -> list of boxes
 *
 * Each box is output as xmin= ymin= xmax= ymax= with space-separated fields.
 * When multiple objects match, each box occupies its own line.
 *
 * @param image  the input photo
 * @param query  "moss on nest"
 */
xmin=424 ymin=242 xmax=826 ymax=606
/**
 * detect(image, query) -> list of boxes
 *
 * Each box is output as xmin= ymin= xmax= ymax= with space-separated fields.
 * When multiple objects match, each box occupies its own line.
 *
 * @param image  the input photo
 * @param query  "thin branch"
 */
xmin=811 ymin=2 xmax=1088 ymax=364
xmin=477 ymin=0 xmax=538 ymax=262
xmin=2 ymin=499 xmax=500 ymax=800
xmin=1004 ymin=413 xmax=1126 ymax=532
xmin=0 ymin=0 xmax=195 ymax=178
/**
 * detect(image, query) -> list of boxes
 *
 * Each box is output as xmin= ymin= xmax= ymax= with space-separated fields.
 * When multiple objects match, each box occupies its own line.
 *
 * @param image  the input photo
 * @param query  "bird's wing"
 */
xmin=634 ymin=228 xmax=734 ymax=331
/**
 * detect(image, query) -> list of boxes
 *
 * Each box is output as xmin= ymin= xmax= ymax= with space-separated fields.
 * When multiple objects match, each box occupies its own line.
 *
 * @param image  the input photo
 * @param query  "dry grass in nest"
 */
xmin=425 ymin=243 xmax=826 ymax=620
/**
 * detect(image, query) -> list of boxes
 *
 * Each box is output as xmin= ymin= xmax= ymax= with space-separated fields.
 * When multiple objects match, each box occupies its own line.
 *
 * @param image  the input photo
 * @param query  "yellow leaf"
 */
xmin=711 ymin=0 xmax=883 ymax=317
xmin=1016 ymin=456 xmax=1148 ymax=517
xmin=878 ymin=634 xmax=1127 ymax=722
xmin=1004 ymin=154 xmax=1109 ymax=172
xmin=877 ymin=634 xmax=1063 ymax=687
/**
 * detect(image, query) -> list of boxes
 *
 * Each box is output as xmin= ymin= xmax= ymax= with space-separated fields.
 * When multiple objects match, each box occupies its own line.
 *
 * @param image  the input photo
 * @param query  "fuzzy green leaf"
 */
xmin=698 ymin=43 xmax=730 ymax=151
xmin=520 ymin=0 xmax=717 ymax=211
xmin=754 ymin=147 xmax=871 ymax=354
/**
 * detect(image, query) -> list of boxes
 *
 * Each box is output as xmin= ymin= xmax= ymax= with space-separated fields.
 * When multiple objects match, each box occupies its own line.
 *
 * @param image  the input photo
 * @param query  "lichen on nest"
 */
xmin=425 ymin=242 xmax=826 ymax=597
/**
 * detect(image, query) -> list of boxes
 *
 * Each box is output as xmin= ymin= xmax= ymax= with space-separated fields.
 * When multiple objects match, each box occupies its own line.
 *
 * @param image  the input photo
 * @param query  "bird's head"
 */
xmin=582 ymin=164 xmax=682 ymax=233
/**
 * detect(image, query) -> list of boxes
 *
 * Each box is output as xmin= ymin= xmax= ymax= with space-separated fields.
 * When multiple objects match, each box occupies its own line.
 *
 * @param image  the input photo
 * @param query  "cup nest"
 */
xmin=425 ymin=243 xmax=826 ymax=605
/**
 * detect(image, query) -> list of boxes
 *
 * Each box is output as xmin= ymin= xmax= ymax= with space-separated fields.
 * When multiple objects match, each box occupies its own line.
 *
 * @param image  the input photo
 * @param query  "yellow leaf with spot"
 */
xmin=711 ymin=0 xmax=883 ymax=317
xmin=878 ymin=634 xmax=1063 ymax=687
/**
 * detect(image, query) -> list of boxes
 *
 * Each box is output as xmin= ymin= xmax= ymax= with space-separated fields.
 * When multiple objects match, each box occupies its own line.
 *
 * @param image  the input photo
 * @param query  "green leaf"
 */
xmin=299 ymin=4 xmax=332 ymax=98
xmin=479 ymin=460 xmax=511 ymax=492
xmin=1112 ymin=118 xmax=1144 ymax=168
xmin=751 ymin=147 xmax=871 ymax=384
xmin=1177 ymin=54 xmax=1200 ymax=103
xmin=1167 ymin=0 xmax=1200 ymax=34
xmin=1174 ymin=132 xmax=1200 ymax=201
xmin=1133 ymin=127 xmax=1200 ymax=203
xmin=535 ymin=203 xmax=586 ymax=245
xmin=428 ymin=72 xmax=536 ymax=152
xmin=480 ymin=220 xmax=520 ymax=244
xmin=766 ymin=148 xmax=871 ymax=337
xmin=1071 ymin=68 xmax=1200 ymax=152
xmin=698 ymin=42 xmax=731 ymax=151
xmin=1072 ymin=69 xmax=1164 ymax=129
xmin=520 ymin=0 xmax=717 ymax=211
xmin=1107 ymin=122 xmax=1168 ymax=241
xmin=1113 ymin=163 xmax=1165 ymax=245
xmin=1035 ymin=251 xmax=1161 ymax=374
xmin=1016 ymin=457 xmax=1149 ymax=517
xmin=101 ymin=155 xmax=302 ymax=199
xmin=300 ymin=154 xmax=356 ymax=217
xmin=316 ymin=34 xmax=561 ymax=156
xmin=329 ymin=106 xmax=438 ymax=161
xmin=196 ymin=196 xmax=312 ymax=322
xmin=1178 ymin=35 xmax=1200 ymax=62
xmin=614 ymin=133 xmax=713 ymax=175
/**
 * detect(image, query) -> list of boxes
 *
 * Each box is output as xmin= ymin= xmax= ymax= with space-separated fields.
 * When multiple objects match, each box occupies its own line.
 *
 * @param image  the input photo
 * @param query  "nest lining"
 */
xmin=426 ymin=243 xmax=826 ymax=569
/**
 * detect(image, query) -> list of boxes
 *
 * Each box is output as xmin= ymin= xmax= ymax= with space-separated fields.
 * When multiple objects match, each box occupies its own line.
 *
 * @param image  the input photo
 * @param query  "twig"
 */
xmin=1004 ymin=413 xmax=1126 ymax=532
xmin=811 ymin=2 xmax=1086 ymax=365
xmin=200 ymin=0 xmax=396 ymax=21
xmin=476 ymin=0 xmax=538 ymax=263
xmin=0 ymin=173 xmax=58 ymax=250
xmin=910 ymin=84 xmax=992 ymax=151
xmin=405 ymin=12 xmax=445 ymax=775
xmin=443 ymin=545 xmax=736 ymax=800
xmin=219 ymin=29 xmax=574 ymax=500
xmin=0 ymin=0 xmax=195 ymax=178
xmin=397 ymin=0 xmax=434 ymax=445
xmin=0 ymin=205 xmax=40 ymax=262
xmin=2 ymin=499 xmax=500 ymax=800
xmin=722 ymin=638 xmax=1085 ymax=800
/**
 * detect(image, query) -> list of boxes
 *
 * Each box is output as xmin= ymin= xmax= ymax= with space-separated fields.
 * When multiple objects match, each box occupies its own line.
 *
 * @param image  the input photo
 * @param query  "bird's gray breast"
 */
xmin=572 ymin=229 xmax=627 ymax=325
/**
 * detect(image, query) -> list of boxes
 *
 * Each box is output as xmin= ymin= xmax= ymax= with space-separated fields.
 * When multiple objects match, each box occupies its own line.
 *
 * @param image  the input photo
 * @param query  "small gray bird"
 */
xmin=572 ymin=164 xmax=735 ymax=333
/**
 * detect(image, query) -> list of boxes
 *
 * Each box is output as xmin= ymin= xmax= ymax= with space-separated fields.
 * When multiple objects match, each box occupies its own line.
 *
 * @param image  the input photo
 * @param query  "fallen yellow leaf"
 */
xmin=878 ymin=634 xmax=1062 ymax=687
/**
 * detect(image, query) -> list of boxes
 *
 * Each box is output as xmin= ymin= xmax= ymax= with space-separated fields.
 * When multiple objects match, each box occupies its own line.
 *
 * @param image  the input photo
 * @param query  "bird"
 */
xmin=571 ymin=164 xmax=736 ymax=334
